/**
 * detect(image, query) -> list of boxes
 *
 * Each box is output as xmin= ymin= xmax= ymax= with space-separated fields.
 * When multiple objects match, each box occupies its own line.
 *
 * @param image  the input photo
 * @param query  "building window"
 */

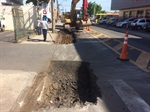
xmin=123 ymin=11 xmax=129 ymax=18
xmin=129 ymin=11 xmax=136 ymax=18
xmin=146 ymin=9 xmax=150 ymax=18
xmin=137 ymin=10 xmax=144 ymax=18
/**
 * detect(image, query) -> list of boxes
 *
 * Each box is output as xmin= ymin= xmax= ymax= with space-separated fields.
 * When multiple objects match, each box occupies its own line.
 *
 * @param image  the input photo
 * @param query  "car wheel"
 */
xmin=137 ymin=26 xmax=142 ymax=30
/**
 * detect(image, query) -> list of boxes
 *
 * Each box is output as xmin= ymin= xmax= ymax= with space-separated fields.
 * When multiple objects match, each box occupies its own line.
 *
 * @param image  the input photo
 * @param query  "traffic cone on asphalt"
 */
xmin=87 ymin=26 xmax=90 ymax=31
xmin=118 ymin=32 xmax=129 ymax=61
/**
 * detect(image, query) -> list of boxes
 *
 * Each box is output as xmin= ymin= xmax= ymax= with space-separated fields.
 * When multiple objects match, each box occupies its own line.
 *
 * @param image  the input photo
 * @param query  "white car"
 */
xmin=116 ymin=18 xmax=136 ymax=28
xmin=131 ymin=18 xmax=150 ymax=30
xmin=0 ymin=15 xmax=6 ymax=31
xmin=99 ymin=18 xmax=108 ymax=24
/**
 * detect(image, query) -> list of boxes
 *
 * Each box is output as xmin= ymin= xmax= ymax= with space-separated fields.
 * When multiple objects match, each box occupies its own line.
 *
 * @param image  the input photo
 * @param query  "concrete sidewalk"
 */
xmin=0 ymin=22 xmax=63 ymax=112
xmin=0 ymin=32 xmax=58 ymax=112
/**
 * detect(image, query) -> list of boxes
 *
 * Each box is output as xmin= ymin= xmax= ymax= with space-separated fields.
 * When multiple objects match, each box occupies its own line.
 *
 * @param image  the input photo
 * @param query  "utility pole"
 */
xmin=37 ymin=0 xmax=39 ymax=17
xmin=51 ymin=0 xmax=55 ymax=33
xmin=56 ymin=0 xmax=59 ymax=21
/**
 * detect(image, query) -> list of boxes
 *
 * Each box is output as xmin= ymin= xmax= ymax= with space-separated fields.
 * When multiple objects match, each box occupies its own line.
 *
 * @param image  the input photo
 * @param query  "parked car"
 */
xmin=106 ymin=17 xmax=118 ymax=25
xmin=131 ymin=18 xmax=150 ymax=30
xmin=116 ymin=18 xmax=136 ymax=28
xmin=109 ymin=18 xmax=121 ymax=26
xmin=99 ymin=17 xmax=109 ymax=24
xmin=0 ymin=14 xmax=5 ymax=31
xmin=144 ymin=23 xmax=150 ymax=31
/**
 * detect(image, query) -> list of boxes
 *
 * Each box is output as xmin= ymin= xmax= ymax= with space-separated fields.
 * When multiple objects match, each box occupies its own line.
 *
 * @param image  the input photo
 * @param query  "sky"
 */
xmin=59 ymin=0 xmax=112 ymax=12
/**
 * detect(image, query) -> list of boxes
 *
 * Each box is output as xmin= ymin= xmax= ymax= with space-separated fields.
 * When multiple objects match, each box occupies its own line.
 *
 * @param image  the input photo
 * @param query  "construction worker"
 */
xmin=41 ymin=17 xmax=49 ymax=41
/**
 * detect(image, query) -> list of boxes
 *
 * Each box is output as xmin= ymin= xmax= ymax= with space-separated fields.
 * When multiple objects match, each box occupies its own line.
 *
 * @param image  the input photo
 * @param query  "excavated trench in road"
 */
xmin=15 ymin=61 xmax=102 ymax=112
xmin=54 ymin=30 xmax=76 ymax=44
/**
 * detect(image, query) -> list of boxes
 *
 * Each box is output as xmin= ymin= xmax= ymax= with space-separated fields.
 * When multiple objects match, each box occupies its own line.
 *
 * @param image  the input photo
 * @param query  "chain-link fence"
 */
xmin=12 ymin=8 xmax=35 ymax=43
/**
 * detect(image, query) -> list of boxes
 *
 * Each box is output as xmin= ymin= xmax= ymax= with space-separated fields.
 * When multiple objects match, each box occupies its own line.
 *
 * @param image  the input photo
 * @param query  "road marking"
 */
xmin=136 ymin=52 xmax=150 ymax=68
xmin=85 ymin=28 xmax=150 ymax=72
xmin=113 ymin=42 xmax=123 ymax=51
xmin=102 ymin=38 xmax=111 ymax=42
xmin=85 ymin=29 xmax=111 ymax=39
xmin=109 ymin=80 xmax=150 ymax=112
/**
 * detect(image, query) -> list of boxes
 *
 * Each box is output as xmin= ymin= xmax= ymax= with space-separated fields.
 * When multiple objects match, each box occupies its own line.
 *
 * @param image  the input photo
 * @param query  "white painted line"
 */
xmin=109 ymin=80 xmax=150 ymax=112
xmin=136 ymin=52 xmax=150 ymax=68
xmin=113 ymin=42 xmax=122 ymax=51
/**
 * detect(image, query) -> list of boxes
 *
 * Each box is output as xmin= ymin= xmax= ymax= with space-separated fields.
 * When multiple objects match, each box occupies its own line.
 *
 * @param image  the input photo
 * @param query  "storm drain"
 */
xmin=11 ymin=61 xmax=101 ymax=112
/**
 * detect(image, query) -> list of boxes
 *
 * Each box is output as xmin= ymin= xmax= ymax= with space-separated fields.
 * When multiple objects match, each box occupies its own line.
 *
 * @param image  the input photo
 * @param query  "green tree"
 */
xmin=101 ymin=10 xmax=106 ymax=13
xmin=87 ymin=2 xmax=102 ymax=16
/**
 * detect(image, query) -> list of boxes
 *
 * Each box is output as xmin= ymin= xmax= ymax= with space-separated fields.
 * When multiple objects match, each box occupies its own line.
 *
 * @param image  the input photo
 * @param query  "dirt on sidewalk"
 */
xmin=11 ymin=61 xmax=102 ymax=112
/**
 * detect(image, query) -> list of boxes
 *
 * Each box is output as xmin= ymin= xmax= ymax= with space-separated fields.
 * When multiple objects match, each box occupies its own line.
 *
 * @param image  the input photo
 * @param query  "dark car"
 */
xmin=144 ymin=23 xmax=150 ymax=31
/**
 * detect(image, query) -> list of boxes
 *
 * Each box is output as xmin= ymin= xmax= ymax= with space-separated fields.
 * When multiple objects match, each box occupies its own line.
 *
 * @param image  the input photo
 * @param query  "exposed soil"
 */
xmin=54 ymin=30 xmax=75 ymax=44
xmin=11 ymin=61 xmax=101 ymax=112
xmin=46 ymin=61 xmax=101 ymax=108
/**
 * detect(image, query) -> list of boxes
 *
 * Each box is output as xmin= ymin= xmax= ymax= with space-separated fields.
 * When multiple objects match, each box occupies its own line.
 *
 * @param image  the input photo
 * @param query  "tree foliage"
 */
xmin=87 ymin=2 xmax=102 ymax=16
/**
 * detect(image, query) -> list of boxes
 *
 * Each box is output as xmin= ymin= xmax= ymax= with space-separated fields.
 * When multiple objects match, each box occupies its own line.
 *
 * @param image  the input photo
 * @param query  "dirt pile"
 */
xmin=44 ymin=61 xmax=101 ymax=108
xmin=54 ymin=31 xmax=75 ymax=44
xmin=12 ymin=61 xmax=101 ymax=112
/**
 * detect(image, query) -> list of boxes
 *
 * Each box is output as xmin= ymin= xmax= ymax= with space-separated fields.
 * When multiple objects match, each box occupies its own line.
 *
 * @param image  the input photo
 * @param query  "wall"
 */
xmin=121 ymin=6 xmax=150 ymax=18
xmin=111 ymin=0 xmax=150 ymax=10
xmin=0 ymin=5 xmax=42 ymax=31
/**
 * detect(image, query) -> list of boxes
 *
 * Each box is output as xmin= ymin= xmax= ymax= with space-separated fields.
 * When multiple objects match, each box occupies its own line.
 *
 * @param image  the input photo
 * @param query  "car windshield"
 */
xmin=124 ymin=18 xmax=133 ymax=22
xmin=118 ymin=18 xmax=126 ymax=22
xmin=132 ymin=19 xmax=138 ymax=23
xmin=122 ymin=18 xmax=129 ymax=22
xmin=129 ymin=18 xmax=135 ymax=21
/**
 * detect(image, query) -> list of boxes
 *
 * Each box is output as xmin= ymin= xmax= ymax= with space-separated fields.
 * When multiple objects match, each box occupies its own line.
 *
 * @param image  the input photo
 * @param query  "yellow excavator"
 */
xmin=64 ymin=0 xmax=91 ymax=30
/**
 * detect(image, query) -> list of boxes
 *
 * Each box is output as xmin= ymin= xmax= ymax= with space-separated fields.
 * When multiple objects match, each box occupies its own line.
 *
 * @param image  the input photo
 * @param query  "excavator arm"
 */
xmin=70 ymin=0 xmax=80 ymax=22
xmin=64 ymin=0 xmax=90 ymax=30
xmin=70 ymin=0 xmax=88 ymax=22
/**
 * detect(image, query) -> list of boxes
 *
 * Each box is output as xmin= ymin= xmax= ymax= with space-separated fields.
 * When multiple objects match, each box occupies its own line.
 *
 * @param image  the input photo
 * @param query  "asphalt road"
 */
xmin=88 ymin=25 xmax=150 ymax=71
xmin=92 ymin=24 xmax=150 ymax=53
xmin=74 ymin=31 xmax=150 ymax=112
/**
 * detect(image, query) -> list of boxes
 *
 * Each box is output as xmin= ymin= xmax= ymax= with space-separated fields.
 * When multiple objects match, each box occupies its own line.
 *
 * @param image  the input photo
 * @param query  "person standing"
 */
xmin=41 ymin=20 xmax=49 ymax=41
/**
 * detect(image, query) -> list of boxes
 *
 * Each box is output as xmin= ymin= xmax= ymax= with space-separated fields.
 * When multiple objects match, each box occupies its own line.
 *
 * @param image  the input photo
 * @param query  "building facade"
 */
xmin=111 ymin=0 xmax=150 ymax=18
xmin=0 ymin=0 xmax=23 ymax=5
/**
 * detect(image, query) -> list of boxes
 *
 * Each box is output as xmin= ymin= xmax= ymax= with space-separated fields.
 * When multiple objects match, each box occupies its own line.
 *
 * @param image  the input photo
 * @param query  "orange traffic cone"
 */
xmin=87 ymin=26 xmax=90 ymax=31
xmin=118 ymin=32 xmax=129 ymax=61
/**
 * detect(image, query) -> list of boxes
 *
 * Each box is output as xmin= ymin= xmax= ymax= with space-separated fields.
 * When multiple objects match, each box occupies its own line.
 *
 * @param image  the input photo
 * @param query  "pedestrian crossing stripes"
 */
xmin=109 ymin=80 xmax=150 ymax=112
